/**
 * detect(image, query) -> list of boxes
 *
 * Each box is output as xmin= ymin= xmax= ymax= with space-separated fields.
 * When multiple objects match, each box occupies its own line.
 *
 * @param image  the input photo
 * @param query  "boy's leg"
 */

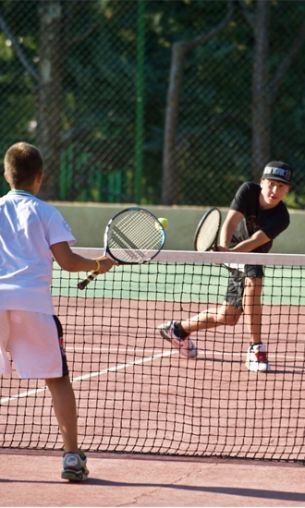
xmin=159 ymin=302 xmax=242 ymax=359
xmin=243 ymin=276 xmax=269 ymax=372
xmin=158 ymin=271 xmax=242 ymax=358
xmin=46 ymin=375 xmax=78 ymax=452
xmin=242 ymin=276 xmax=263 ymax=344
xmin=180 ymin=302 xmax=241 ymax=333
xmin=46 ymin=376 xmax=89 ymax=481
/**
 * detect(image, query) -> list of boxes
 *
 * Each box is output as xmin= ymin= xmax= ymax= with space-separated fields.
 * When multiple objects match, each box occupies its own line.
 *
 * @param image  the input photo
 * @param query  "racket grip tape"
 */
xmin=77 ymin=270 xmax=99 ymax=290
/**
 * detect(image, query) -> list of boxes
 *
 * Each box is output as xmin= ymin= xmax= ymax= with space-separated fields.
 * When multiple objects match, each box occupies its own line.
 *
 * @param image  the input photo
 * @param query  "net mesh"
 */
xmin=1 ymin=248 xmax=305 ymax=462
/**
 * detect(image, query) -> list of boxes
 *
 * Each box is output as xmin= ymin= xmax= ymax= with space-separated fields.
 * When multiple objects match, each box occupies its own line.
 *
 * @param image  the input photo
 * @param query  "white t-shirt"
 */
xmin=0 ymin=190 xmax=75 ymax=314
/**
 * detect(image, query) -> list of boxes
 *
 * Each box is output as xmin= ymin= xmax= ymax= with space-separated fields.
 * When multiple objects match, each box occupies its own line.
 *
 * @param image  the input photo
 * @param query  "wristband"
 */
xmin=94 ymin=259 xmax=101 ymax=273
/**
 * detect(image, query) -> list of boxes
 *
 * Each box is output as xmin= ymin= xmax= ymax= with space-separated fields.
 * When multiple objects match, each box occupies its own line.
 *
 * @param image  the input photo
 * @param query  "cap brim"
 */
xmin=262 ymin=176 xmax=290 ymax=184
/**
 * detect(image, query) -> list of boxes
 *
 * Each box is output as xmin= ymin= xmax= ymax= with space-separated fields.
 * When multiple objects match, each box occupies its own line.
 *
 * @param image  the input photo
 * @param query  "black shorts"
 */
xmin=224 ymin=265 xmax=264 ymax=310
xmin=53 ymin=315 xmax=69 ymax=377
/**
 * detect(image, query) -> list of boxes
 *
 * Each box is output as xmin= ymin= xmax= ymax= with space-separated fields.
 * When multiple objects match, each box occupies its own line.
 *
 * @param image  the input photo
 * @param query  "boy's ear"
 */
xmin=3 ymin=171 xmax=10 ymax=185
xmin=36 ymin=170 xmax=43 ymax=183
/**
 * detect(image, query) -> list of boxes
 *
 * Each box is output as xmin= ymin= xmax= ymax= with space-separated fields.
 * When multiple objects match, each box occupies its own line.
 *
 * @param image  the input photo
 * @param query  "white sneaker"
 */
xmin=158 ymin=320 xmax=198 ymax=359
xmin=246 ymin=343 xmax=270 ymax=372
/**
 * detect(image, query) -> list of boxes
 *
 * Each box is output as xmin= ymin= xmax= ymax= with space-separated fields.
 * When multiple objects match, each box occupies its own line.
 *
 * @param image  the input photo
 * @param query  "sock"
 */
xmin=173 ymin=322 xmax=189 ymax=339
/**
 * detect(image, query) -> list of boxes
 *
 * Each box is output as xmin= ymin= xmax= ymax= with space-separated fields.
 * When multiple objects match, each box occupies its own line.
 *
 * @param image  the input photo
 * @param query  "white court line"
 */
xmin=0 ymin=349 xmax=177 ymax=405
xmin=67 ymin=346 xmax=302 ymax=361
xmin=1 ymin=347 xmax=301 ymax=406
xmin=66 ymin=346 xmax=160 ymax=353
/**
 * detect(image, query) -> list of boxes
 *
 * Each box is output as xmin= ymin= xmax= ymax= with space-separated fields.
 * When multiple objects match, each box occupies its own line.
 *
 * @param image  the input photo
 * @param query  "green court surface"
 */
xmin=52 ymin=262 xmax=305 ymax=305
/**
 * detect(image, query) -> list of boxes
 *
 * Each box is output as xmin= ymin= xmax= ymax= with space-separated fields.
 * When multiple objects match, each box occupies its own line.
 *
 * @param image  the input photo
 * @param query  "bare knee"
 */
xmin=45 ymin=375 xmax=71 ymax=392
xmin=223 ymin=314 xmax=240 ymax=326
xmin=217 ymin=304 xmax=241 ymax=326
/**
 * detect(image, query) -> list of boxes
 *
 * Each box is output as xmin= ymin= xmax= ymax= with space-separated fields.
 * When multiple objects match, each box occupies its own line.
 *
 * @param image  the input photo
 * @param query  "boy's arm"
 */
xmin=50 ymin=241 xmax=115 ymax=274
xmin=229 ymin=230 xmax=270 ymax=252
xmin=219 ymin=209 xmax=271 ymax=252
xmin=219 ymin=209 xmax=243 ymax=248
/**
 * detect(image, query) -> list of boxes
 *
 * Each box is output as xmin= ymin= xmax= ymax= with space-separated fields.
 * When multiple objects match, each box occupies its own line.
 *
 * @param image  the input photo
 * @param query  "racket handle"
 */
xmin=77 ymin=249 xmax=117 ymax=290
xmin=77 ymin=270 xmax=99 ymax=290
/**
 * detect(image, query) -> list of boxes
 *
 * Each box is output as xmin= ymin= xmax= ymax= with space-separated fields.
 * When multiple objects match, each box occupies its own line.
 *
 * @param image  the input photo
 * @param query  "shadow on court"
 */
xmin=1 ymin=477 xmax=305 ymax=503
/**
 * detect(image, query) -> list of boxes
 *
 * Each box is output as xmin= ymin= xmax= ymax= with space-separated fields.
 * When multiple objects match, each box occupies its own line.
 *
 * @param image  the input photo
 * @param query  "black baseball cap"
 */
xmin=262 ymin=161 xmax=292 ymax=185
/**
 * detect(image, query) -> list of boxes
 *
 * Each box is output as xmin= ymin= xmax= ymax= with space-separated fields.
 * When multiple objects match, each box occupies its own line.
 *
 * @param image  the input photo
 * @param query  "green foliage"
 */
xmin=0 ymin=0 xmax=305 ymax=206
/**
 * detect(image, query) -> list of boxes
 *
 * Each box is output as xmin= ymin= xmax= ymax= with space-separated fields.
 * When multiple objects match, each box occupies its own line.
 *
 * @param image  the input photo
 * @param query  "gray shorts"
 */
xmin=224 ymin=265 xmax=264 ymax=310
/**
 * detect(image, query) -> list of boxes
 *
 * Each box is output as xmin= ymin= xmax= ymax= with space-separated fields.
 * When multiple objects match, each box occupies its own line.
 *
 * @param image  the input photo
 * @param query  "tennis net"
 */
xmin=1 ymin=248 xmax=305 ymax=463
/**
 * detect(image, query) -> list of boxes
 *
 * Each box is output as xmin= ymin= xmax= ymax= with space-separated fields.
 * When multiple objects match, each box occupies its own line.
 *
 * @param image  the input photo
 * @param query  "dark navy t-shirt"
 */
xmin=229 ymin=182 xmax=290 ymax=253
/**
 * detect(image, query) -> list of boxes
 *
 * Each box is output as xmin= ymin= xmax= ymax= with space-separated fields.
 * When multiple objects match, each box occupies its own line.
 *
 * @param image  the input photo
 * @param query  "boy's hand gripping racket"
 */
xmin=77 ymin=207 xmax=166 ymax=290
xmin=193 ymin=207 xmax=221 ymax=252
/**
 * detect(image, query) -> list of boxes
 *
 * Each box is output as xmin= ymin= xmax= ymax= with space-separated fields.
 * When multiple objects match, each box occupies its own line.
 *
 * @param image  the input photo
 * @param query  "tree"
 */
xmin=0 ymin=0 xmax=63 ymax=199
xmin=37 ymin=0 xmax=63 ymax=199
xmin=240 ymin=0 xmax=305 ymax=180
xmin=162 ymin=1 xmax=234 ymax=205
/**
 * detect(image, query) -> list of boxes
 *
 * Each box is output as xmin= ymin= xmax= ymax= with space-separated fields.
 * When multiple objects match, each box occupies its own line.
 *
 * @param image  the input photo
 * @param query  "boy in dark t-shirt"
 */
xmin=230 ymin=181 xmax=289 ymax=253
xmin=159 ymin=161 xmax=292 ymax=372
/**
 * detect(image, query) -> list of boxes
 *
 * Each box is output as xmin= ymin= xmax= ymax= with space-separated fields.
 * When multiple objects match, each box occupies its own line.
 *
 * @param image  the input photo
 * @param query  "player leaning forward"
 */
xmin=159 ymin=161 xmax=292 ymax=372
xmin=0 ymin=142 xmax=115 ymax=481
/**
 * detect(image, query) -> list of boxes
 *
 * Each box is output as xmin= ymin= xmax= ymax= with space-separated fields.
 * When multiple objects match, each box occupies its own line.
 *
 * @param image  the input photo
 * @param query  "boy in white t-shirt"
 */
xmin=0 ymin=142 xmax=115 ymax=481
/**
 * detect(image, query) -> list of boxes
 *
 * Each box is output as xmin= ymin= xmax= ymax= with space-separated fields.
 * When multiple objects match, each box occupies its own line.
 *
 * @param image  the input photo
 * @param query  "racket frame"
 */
xmin=77 ymin=207 xmax=166 ymax=290
xmin=104 ymin=207 xmax=165 ymax=264
xmin=193 ymin=207 xmax=222 ymax=252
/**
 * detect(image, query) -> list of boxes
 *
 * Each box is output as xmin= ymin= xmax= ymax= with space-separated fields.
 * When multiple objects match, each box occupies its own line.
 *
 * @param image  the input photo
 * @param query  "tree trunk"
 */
xmin=162 ymin=42 xmax=186 ymax=205
xmin=36 ymin=0 xmax=63 ymax=200
xmin=251 ymin=0 xmax=271 ymax=180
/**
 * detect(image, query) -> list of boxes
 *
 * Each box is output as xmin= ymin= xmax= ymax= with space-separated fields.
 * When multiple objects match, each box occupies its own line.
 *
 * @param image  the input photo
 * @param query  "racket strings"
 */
xmin=195 ymin=209 xmax=221 ymax=252
xmin=108 ymin=210 xmax=164 ymax=263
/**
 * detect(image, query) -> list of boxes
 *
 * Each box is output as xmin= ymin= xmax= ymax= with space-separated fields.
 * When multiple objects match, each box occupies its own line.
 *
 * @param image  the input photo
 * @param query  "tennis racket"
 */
xmin=193 ymin=207 xmax=221 ymax=252
xmin=77 ymin=207 xmax=166 ymax=290
xmin=194 ymin=208 xmax=245 ymax=272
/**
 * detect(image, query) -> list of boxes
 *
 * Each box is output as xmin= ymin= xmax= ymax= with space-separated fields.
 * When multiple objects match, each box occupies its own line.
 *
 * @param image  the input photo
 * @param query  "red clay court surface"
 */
xmin=1 ymin=261 xmax=305 ymax=505
xmin=0 ymin=451 xmax=305 ymax=506
xmin=1 ymin=298 xmax=304 ymax=460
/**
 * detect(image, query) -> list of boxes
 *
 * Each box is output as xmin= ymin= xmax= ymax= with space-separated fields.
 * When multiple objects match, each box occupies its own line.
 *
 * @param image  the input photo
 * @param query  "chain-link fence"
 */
xmin=0 ymin=0 xmax=305 ymax=207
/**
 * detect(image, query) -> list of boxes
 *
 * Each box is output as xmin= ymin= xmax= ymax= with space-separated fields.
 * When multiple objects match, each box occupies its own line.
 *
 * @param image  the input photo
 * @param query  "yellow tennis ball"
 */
xmin=158 ymin=217 xmax=169 ymax=230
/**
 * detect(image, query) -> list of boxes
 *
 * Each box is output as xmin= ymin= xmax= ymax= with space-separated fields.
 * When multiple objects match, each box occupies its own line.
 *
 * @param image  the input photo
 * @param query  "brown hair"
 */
xmin=4 ymin=142 xmax=43 ymax=187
